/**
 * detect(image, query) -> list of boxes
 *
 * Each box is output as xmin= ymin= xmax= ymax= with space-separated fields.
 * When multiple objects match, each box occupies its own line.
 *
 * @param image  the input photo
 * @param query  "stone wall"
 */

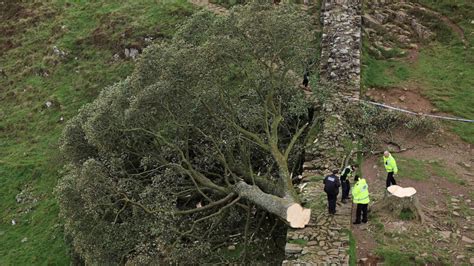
xmin=284 ymin=0 xmax=362 ymax=264
xmin=319 ymin=0 xmax=362 ymax=97
xmin=307 ymin=0 xmax=362 ymax=177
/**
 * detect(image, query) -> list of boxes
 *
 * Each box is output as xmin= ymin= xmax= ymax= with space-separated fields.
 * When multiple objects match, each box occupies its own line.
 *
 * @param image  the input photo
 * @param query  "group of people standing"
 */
xmin=322 ymin=151 xmax=399 ymax=224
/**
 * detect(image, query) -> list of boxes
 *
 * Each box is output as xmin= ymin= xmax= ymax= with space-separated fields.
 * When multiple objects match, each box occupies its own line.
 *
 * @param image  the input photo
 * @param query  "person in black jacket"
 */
xmin=323 ymin=169 xmax=341 ymax=215
xmin=340 ymin=165 xmax=356 ymax=203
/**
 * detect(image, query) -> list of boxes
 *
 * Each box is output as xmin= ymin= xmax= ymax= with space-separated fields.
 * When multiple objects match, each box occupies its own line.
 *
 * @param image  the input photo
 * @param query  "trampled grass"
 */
xmin=0 ymin=1 xmax=195 ymax=263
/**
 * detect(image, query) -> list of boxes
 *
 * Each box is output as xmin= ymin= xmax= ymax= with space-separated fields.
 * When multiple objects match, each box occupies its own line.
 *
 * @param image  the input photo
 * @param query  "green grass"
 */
xmin=430 ymin=161 xmax=465 ymax=185
xmin=289 ymin=238 xmax=308 ymax=246
xmin=344 ymin=229 xmax=357 ymax=266
xmin=397 ymin=158 xmax=429 ymax=181
xmin=361 ymin=39 xmax=411 ymax=89
xmin=375 ymin=247 xmax=417 ymax=266
xmin=0 ymin=1 xmax=195 ymax=264
xmin=396 ymin=157 xmax=465 ymax=184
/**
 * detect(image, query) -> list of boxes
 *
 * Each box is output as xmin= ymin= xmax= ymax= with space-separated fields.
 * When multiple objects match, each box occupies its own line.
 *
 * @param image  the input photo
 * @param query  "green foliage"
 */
xmin=58 ymin=3 xmax=317 ymax=264
xmin=0 ymin=1 xmax=196 ymax=264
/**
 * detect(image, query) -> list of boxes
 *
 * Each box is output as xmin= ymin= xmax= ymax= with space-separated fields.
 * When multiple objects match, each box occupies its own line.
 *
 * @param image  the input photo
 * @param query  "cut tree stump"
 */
xmin=372 ymin=185 xmax=426 ymax=224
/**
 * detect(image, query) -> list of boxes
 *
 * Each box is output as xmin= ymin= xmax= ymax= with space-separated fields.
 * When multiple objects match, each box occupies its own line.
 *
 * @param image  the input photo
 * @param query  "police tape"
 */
xmin=344 ymin=97 xmax=474 ymax=123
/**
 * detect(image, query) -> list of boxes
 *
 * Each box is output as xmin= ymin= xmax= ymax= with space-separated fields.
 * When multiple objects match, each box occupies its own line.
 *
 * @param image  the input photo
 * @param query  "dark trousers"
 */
xmin=327 ymin=193 xmax=338 ymax=214
xmin=386 ymin=172 xmax=397 ymax=188
xmin=355 ymin=203 xmax=368 ymax=223
xmin=341 ymin=180 xmax=350 ymax=200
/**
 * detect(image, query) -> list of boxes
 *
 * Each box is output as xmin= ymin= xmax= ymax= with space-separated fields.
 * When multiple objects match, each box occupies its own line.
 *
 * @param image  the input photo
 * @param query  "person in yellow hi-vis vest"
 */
xmin=352 ymin=175 xmax=370 ymax=224
xmin=383 ymin=151 xmax=398 ymax=188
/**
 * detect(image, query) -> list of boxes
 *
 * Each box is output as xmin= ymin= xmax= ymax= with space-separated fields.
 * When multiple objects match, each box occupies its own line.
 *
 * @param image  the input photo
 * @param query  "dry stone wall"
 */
xmin=284 ymin=0 xmax=362 ymax=264
xmin=319 ymin=0 xmax=361 ymax=97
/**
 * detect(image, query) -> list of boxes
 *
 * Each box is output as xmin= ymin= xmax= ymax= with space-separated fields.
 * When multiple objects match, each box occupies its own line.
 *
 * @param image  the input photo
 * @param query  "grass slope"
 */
xmin=361 ymin=0 xmax=474 ymax=143
xmin=0 ymin=1 xmax=195 ymax=263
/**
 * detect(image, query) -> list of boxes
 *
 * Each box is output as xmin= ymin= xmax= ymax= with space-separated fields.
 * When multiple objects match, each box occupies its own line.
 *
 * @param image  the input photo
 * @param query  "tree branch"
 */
xmin=175 ymin=193 xmax=236 ymax=215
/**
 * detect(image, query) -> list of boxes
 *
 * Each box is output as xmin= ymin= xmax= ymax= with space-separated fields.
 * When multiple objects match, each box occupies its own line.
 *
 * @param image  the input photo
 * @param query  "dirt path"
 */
xmin=354 ymin=128 xmax=474 ymax=264
xmin=365 ymin=84 xmax=436 ymax=114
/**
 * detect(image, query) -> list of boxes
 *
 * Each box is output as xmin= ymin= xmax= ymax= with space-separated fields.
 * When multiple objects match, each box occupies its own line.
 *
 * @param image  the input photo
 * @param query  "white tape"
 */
xmin=344 ymin=96 xmax=474 ymax=123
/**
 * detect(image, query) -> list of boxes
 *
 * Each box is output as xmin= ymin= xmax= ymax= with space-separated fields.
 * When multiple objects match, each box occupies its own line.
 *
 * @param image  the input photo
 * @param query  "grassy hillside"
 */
xmin=361 ymin=0 xmax=474 ymax=143
xmin=0 ymin=1 xmax=195 ymax=263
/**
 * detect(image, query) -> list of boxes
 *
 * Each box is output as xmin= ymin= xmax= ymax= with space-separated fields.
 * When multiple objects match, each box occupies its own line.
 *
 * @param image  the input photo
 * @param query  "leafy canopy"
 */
xmin=58 ymin=3 xmax=317 ymax=264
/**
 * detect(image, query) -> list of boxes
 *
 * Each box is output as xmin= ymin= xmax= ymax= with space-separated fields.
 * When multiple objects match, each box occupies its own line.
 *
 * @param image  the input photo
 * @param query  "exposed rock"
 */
xmin=462 ymin=236 xmax=474 ymax=244
xmin=45 ymin=101 xmax=53 ymax=108
xmin=21 ymin=237 xmax=28 ymax=243
xmin=439 ymin=231 xmax=451 ymax=239
xmin=456 ymin=255 xmax=465 ymax=259
xmin=285 ymin=243 xmax=303 ymax=254
xmin=124 ymin=48 xmax=140 ymax=60
xmin=453 ymin=211 xmax=460 ymax=217
xmin=363 ymin=14 xmax=382 ymax=29
xmin=227 ymin=245 xmax=236 ymax=251
xmin=399 ymin=96 xmax=406 ymax=102
xmin=52 ymin=46 xmax=67 ymax=57
xmin=317 ymin=251 xmax=327 ymax=256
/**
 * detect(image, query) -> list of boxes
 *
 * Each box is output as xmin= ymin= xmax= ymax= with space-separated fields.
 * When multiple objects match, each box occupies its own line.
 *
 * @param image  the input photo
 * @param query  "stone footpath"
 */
xmin=283 ymin=181 xmax=352 ymax=265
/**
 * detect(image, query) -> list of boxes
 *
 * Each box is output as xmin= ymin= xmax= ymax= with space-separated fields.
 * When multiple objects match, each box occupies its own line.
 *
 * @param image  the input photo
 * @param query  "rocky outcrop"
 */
xmin=364 ymin=1 xmax=436 ymax=58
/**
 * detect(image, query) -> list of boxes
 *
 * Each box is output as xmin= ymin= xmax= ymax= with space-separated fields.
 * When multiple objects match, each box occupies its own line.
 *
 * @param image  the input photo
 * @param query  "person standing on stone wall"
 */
xmin=340 ymin=165 xmax=356 ymax=203
xmin=352 ymin=175 xmax=370 ymax=224
xmin=323 ymin=169 xmax=341 ymax=215
xmin=383 ymin=151 xmax=398 ymax=188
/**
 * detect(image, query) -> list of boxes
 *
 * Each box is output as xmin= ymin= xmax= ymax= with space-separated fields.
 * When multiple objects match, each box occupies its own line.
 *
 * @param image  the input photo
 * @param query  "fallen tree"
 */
xmin=57 ymin=3 xmax=318 ymax=264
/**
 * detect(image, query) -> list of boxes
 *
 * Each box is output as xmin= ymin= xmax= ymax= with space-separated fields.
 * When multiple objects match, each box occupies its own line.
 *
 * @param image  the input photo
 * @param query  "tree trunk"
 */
xmin=372 ymin=186 xmax=426 ymax=224
xmin=233 ymin=181 xmax=311 ymax=228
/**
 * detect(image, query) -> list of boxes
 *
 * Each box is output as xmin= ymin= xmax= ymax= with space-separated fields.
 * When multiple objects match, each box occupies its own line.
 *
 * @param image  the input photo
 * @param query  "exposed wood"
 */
xmin=387 ymin=185 xmax=416 ymax=198
xmin=372 ymin=186 xmax=426 ymax=224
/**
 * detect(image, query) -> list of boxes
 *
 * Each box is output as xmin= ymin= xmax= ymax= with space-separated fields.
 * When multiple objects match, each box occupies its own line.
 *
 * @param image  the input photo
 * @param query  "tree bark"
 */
xmin=372 ymin=186 xmax=426 ymax=224
xmin=233 ymin=181 xmax=311 ymax=228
